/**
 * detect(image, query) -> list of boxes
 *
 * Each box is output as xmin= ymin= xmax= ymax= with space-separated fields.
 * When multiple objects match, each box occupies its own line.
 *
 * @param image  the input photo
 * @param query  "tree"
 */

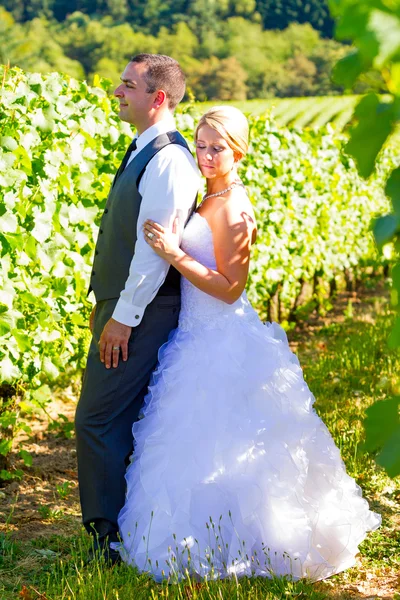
xmin=221 ymin=19 xmax=288 ymax=98
xmin=189 ymin=55 xmax=247 ymax=101
xmin=0 ymin=9 xmax=84 ymax=78
xmin=0 ymin=0 xmax=29 ymax=21
xmin=92 ymin=57 xmax=121 ymax=83
xmin=56 ymin=13 xmax=159 ymax=79
xmin=257 ymin=0 xmax=335 ymax=37
xmin=0 ymin=7 xmax=24 ymax=65
xmin=281 ymin=54 xmax=317 ymax=96
xmin=105 ymin=0 xmax=128 ymax=21
xmin=215 ymin=56 xmax=248 ymax=100
xmin=309 ymin=38 xmax=347 ymax=95
xmin=156 ymin=22 xmax=198 ymax=65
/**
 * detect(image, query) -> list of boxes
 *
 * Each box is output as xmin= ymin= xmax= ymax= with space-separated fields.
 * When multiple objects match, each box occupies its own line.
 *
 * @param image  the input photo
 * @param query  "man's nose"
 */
xmin=114 ymin=85 xmax=123 ymax=97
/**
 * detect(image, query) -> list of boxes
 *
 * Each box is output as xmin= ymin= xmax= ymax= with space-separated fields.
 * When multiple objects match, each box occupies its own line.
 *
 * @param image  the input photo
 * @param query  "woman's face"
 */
xmin=195 ymin=124 xmax=236 ymax=180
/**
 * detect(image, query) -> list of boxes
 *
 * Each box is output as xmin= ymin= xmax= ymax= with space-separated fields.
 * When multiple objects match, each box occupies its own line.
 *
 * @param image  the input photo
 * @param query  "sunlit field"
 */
xmin=188 ymin=95 xmax=360 ymax=129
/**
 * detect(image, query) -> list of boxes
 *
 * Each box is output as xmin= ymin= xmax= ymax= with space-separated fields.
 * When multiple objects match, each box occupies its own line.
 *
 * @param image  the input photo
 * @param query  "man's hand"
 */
xmin=99 ymin=318 xmax=132 ymax=369
xmin=89 ymin=305 xmax=96 ymax=333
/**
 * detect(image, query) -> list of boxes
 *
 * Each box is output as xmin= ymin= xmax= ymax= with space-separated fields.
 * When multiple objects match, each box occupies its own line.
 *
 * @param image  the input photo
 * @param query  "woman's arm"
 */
xmin=143 ymin=200 xmax=256 ymax=305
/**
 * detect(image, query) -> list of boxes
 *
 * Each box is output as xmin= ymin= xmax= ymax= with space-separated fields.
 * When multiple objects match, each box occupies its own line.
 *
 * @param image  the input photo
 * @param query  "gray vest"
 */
xmin=89 ymin=130 xmax=196 ymax=302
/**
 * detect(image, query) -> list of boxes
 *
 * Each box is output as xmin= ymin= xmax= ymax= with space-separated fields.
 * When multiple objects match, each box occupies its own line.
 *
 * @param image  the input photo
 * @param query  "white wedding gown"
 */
xmin=112 ymin=212 xmax=380 ymax=581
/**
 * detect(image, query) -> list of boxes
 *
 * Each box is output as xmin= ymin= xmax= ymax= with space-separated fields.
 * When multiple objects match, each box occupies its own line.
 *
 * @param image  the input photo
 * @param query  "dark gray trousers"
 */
xmin=75 ymin=295 xmax=180 ymax=543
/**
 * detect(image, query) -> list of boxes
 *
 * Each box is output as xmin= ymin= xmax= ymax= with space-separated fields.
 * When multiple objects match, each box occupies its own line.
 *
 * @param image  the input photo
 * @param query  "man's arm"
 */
xmin=99 ymin=145 xmax=199 ymax=369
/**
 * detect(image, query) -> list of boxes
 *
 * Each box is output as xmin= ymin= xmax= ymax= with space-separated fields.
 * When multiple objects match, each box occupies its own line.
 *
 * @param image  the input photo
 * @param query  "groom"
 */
xmin=75 ymin=54 xmax=199 ymax=562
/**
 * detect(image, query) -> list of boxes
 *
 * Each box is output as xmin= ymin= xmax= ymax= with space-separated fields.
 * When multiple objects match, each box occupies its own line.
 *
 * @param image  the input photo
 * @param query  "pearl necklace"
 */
xmin=202 ymin=180 xmax=245 ymax=202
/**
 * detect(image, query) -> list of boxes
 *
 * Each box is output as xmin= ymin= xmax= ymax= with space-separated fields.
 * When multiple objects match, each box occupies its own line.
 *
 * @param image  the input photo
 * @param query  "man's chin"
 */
xmin=118 ymin=107 xmax=130 ymax=122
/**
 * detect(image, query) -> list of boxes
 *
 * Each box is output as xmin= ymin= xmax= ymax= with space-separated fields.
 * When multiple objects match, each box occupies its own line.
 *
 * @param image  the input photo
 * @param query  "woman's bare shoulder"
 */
xmin=212 ymin=188 xmax=257 ymax=240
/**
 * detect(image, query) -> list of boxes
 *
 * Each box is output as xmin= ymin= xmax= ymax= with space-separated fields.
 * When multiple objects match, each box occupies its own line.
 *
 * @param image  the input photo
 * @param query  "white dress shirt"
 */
xmin=112 ymin=115 xmax=200 ymax=327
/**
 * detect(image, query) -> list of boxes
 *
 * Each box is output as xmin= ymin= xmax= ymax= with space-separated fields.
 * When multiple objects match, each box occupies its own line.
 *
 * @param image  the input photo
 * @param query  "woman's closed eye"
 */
xmin=196 ymin=144 xmax=224 ymax=152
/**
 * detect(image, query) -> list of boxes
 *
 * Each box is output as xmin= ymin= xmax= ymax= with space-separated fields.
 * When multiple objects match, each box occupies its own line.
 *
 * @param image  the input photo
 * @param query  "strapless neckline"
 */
xmin=192 ymin=211 xmax=211 ymax=231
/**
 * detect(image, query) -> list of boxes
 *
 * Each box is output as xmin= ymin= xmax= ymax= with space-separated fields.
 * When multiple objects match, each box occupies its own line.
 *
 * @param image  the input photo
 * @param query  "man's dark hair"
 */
xmin=131 ymin=54 xmax=186 ymax=111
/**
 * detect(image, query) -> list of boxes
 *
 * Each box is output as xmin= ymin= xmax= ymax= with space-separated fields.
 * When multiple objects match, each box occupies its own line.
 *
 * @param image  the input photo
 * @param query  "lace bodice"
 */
xmin=179 ymin=213 xmax=258 ymax=331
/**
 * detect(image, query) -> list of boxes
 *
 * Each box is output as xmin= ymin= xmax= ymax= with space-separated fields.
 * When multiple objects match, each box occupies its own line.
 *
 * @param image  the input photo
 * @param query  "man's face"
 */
xmin=114 ymin=62 xmax=155 ymax=129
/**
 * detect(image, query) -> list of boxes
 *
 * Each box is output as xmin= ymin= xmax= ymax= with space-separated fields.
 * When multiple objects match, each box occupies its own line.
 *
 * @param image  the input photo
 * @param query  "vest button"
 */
xmin=135 ymin=315 xmax=140 ymax=319
xmin=95 ymin=250 xmax=99 ymax=255
xmin=100 ymin=229 xmax=103 ymax=234
xmin=92 ymin=271 xmax=96 ymax=276
xmin=104 ymin=208 xmax=109 ymax=214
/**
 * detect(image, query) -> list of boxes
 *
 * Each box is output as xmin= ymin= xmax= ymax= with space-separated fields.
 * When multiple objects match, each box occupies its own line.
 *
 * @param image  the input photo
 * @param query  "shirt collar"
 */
xmin=135 ymin=114 xmax=176 ymax=152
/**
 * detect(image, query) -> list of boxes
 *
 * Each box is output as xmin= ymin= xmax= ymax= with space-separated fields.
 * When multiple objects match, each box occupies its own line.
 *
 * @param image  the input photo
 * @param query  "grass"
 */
xmin=0 ymin=281 xmax=399 ymax=599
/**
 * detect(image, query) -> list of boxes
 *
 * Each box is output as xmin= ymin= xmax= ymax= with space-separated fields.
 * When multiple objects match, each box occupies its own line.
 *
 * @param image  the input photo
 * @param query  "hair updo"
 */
xmin=195 ymin=105 xmax=249 ymax=160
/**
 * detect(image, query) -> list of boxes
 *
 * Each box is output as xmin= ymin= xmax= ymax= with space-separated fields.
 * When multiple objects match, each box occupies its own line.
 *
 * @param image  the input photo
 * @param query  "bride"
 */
xmin=111 ymin=106 xmax=380 ymax=581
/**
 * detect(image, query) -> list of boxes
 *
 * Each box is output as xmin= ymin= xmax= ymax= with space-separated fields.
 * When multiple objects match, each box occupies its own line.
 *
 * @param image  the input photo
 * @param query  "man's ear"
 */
xmin=154 ymin=90 xmax=167 ymax=109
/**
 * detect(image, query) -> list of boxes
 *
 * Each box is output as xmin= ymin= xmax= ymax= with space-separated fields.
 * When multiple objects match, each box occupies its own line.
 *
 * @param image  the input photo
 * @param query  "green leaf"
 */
xmin=377 ymin=427 xmax=400 ymax=478
xmin=71 ymin=312 xmax=86 ymax=326
xmin=388 ymin=315 xmax=400 ymax=349
xmin=0 ymin=212 xmax=18 ymax=234
xmin=385 ymin=167 xmax=400 ymax=216
xmin=0 ymin=311 xmax=14 ymax=336
xmin=12 ymin=330 xmax=31 ymax=352
xmin=373 ymin=213 xmax=399 ymax=248
xmin=25 ymin=235 xmax=37 ymax=260
xmin=0 ymin=469 xmax=23 ymax=481
xmin=0 ymin=438 xmax=13 ymax=457
xmin=0 ymin=413 xmax=17 ymax=428
xmin=346 ymin=94 xmax=396 ymax=178
xmin=391 ymin=263 xmax=400 ymax=292
xmin=369 ymin=9 xmax=400 ymax=68
xmin=332 ymin=3 xmax=370 ymax=40
xmin=364 ymin=396 xmax=400 ymax=452
xmin=13 ymin=146 xmax=32 ymax=175
xmin=332 ymin=51 xmax=367 ymax=88
xmin=388 ymin=62 xmax=400 ymax=94
xmin=42 ymin=357 xmax=60 ymax=381
xmin=19 ymin=449 xmax=33 ymax=467
xmin=0 ymin=357 xmax=21 ymax=382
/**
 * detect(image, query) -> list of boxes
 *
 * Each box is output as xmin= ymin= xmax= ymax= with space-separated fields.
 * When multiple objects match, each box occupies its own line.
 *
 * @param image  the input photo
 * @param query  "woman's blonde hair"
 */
xmin=195 ymin=105 xmax=249 ymax=160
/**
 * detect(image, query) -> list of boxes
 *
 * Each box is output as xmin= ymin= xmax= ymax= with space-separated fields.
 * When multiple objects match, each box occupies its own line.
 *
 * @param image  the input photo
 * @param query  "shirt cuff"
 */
xmin=112 ymin=298 xmax=145 ymax=327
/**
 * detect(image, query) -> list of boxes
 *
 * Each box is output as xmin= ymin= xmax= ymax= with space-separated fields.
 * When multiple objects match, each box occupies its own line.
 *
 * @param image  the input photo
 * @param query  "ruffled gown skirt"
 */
xmin=113 ymin=214 xmax=380 ymax=581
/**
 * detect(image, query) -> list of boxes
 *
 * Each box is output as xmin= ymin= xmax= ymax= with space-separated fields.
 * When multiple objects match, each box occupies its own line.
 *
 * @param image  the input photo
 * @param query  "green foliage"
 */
xmin=257 ymin=0 xmax=334 ymax=37
xmin=218 ymin=21 xmax=347 ymax=99
xmin=0 ymin=65 xmax=132 ymax=473
xmin=0 ymin=0 xmax=334 ymax=38
xmin=0 ymin=8 xmax=84 ymax=80
xmin=330 ymin=0 xmax=400 ymax=477
xmin=189 ymin=56 xmax=248 ymax=102
xmin=56 ymin=480 xmax=73 ymax=499
xmin=0 ymin=5 xmax=350 ymax=100
xmin=0 ymin=66 xmax=395 ymax=474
